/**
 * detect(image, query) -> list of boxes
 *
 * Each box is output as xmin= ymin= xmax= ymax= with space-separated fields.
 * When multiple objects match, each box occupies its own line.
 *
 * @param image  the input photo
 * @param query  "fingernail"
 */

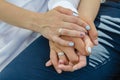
xmin=80 ymin=32 xmax=85 ymax=37
xmin=94 ymin=39 xmax=99 ymax=45
xmin=57 ymin=69 xmax=62 ymax=74
xmin=73 ymin=12 xmax=78 ymax=16
xmin=85 ymin=25 xmax=91 ymax=30
xmin=87 ymin=47 xmax=92 ymax=54
xmin=68 ymin=42 xmax=74 ymax=46
xmin=45 ymin=62 xmax=50 ymax=67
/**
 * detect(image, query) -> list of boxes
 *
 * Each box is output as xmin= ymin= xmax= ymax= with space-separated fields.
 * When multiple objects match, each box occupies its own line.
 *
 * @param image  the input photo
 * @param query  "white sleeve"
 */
xmin=48 ymin=0 xmax=80 ymax=13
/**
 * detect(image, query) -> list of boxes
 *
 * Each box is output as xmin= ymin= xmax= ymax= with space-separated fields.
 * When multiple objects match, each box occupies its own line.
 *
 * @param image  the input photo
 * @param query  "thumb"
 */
xmin=84 ymin=35 xmax=94 ymax=55
xmin=87 ymin=21 xmax=99 ymax=46
xmin=45 ymin=60 xmax=52 ymax=67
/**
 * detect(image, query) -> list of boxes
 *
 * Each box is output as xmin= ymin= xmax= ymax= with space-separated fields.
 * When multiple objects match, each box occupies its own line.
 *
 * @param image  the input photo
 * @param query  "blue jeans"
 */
xmin=0 ymin=1 xmax=120 ymax=80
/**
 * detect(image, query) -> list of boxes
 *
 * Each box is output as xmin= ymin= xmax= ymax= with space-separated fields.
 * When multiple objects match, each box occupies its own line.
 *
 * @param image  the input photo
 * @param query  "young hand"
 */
xmin=35 ymin=6 xmax=87 ymax=47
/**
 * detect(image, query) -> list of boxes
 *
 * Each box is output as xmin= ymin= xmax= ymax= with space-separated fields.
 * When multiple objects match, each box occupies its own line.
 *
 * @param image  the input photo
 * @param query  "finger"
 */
xmin=58 ymin=64 xmax=74 ymax=72
xmin=54 ymin=7 xmax=87 ymax=33
xmin=54 ymin=9 xmax=87 ymax=33
xmin=46 ymin=41 xmax=53 ymax=67
xmin=64 ymin=48 xmax=79 ymax=64
xmin=56 ymin=44 xmax=79 ymax=64
xmin=52 ymin=36 xmax=74 ymax=47
xmin=88 ymin=22 xmax=99 ymax=45
xmin=61 ymin=22 xmax=87 ymax=33
xmin=73 ymin=54 xmax=87 ymax=71
xmin=55 ymin=48 xmax=69 ymax=65
xmin=59 ymin=28 xmax=85 ymax=38
xmin=54 ymin=6 xmax=73 ymax=15
xmin=72 ymin=38 xmax=88 ymax=56
xmin=84 ymin=35 xmax=94 ymax=55
xmin=46 ymin=60 xmax=52 ymax=67
xmin=62 ymin=14 xmax=88 ymax=28
xmin=50 ymin=49 xmax=62 ymax=74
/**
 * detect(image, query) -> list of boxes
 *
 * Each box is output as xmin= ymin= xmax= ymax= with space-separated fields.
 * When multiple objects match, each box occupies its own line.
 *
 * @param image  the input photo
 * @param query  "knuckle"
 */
xmin=69 ymin=23 xmax=74 ymax=28
xmin=59 ymin=40 xmax=66 ymax=46
xmin=62 ymin=29 xmax=69 ymax=35
xmin=59 ymin=42 xmax=63 ymax=46
xmin=65 ymin=9 xmax=73 ymax=15
xmin=71 ymin=25 xmax=77 ymax=30
xmin=92 ymin=31 xmax=98 ymax=38
xmin=69 ymin=23 xmax=76 ymax=29
xmin=51 ymin=36 xmax=56 ymax=42
xmin=53 ymin=63 xmax=58 ymax=68
xmin=81 ymin=22 xmax=86 ymax=27
xmin=71 ymin=57 xmax=79 ymax=64
xmin=75 ymin=18 xmax=79 ymax=23
xmin=82 ymin=48 xmax=90 ymax=56
xmin=58 ymin=14 xmax=63 ymax=19
xmin=82 ymin=50 xmax=89 ymax=56
xmin=81 ymin=20 xmax=88 ymax=27
xmin=60 ymin=29 xmax=65 ymax=35
xmin=72 ymin=17 xmax=79 ymax=23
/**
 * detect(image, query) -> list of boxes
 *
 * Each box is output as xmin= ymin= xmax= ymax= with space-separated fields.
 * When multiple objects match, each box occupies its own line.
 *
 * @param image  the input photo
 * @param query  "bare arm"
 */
xmin=0 ymin=0 xmax=37 ymax=30
xmin=0 ymin=0 xmax=85 ymax=46
xmin=78 ymin=0 xmax=101 ymax=21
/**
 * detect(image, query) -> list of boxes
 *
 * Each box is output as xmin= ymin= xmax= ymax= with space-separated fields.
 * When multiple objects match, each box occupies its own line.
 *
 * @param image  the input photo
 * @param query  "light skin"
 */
xmin=46 ymin=0 xmax=101 ymax=73
xmin=0 ymin=0 xmax=87 ymax=47
xmin=46 ymin=36 xmax=93 ymax=73
xmin=0 ymin=0 xmax=100 ymax=74
xmin=78 ymin=0 xmax=101 ymax=45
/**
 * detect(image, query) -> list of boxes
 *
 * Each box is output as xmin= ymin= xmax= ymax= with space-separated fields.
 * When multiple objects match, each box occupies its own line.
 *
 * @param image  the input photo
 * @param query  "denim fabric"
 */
xmin=89 ymin=1 xmax=120 ymax=69
xmin=0 ymin=1 xmax=120 ymax=80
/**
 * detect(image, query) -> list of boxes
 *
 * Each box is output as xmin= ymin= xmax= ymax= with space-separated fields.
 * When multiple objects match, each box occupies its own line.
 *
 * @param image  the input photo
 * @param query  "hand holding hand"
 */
xmin=35 ymin=6 xmax=87 ymax=46
xmin=46 ymin=35 xmax=93 ymax=73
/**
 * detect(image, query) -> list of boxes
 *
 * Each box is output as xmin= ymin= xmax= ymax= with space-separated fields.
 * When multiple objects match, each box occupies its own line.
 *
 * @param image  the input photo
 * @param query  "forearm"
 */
xmin=0 ymin=0 xmax=38 ymax=31
xmin=78 ymin=0 xmax=101 ymax=22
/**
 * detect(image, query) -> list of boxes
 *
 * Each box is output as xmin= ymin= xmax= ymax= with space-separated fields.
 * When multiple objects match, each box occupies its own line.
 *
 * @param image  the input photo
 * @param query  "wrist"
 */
xmin=27 ymin=12 xmax=44 ymax=33
xmin=78 ymin=12 xmax=95 ymax=22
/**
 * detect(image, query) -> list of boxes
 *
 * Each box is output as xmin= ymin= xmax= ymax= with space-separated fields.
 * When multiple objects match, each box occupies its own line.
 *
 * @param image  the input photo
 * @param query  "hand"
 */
xmin=46 ymin=35 xmax=93 ymax=73
xmin=46 ymin=53 xmax=87 ymax=73
xmin=34 ymin=6 xmax=87 ymax=46
xmin=48 ymin=7 xmax=99 ymax=46
xmin=58 ymin=52 xmax=87 ymax=72
xmin=78 ymin=13 xmax=99 ymax=46
xmin=57 ymin=35 xmax=93 ymax=72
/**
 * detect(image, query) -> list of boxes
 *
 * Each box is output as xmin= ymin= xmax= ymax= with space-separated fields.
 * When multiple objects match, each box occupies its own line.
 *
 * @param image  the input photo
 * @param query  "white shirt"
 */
xmin=48 ymin=0 xmax=80 ymax=13
xmin=0 ymin=0 xmax=80 ymax=72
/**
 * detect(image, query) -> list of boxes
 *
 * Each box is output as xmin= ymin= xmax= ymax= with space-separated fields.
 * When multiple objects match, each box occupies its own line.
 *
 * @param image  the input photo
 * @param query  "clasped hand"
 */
xmin=43 ymin=7 xmax=98 ymax=74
